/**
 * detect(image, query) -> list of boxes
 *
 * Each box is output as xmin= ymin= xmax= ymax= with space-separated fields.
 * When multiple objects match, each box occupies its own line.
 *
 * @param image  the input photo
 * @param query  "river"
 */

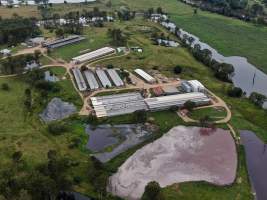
xmin=240 ymin=130 xmax=267 ymax=200
xmin=177 ymin=28 xmax=267 ymax=108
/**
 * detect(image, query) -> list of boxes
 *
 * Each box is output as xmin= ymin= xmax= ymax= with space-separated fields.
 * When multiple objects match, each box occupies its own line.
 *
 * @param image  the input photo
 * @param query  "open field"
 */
xmin=50 ymin=27 xmax=111 ymax=61
xmin=190 ymin=107 xmax=227 ymax=121
xmin=0 ymin=5 xmax=39 ymax=18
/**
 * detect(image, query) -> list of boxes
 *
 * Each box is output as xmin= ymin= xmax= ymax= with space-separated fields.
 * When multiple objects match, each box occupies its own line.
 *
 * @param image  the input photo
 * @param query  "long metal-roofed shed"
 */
xmin=145 ymin=92 xmax=210 ymax=111
xmin=91 ymin=92 xmax=148 ymax=118
xmin=72 ymin=47 xmax=115 ymax=64
xmin=83 ymin=70 xmax=100 ymax=90
xmin=134 ymin=69 xmax=156 ymax=83
xmin=42 ymin=35 xmax=85 ymax=49
xmin=106 ymin=69 xmax=124 ymax=87
xmin=72 ymin=68 xmax=87 ymax=91
xmin=96 ymin=69 xmax=112 ymax=88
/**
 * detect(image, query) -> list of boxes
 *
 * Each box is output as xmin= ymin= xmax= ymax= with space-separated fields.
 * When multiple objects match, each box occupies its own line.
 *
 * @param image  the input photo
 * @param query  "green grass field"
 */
xmin=50 ymin=27 xmax=111 ymax=61
xmin=189 ymin=107 xmax=227 ymax=121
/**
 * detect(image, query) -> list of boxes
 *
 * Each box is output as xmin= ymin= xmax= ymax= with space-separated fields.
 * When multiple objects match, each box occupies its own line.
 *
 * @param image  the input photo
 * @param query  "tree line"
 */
xmin=181 ymin=0 xmax=267 ymax=25
xmin=0 ymin=15 xmax=41 ymax=46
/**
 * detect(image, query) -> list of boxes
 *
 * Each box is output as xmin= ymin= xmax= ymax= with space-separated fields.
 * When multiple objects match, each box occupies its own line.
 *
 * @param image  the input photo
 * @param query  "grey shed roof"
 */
xmin=83 ymin=70 xmax=100 ymax=90
xmin=96 ymin=69 xmax=112 ymax=88
xmin=72 ymin=68 xmax=87 ymax=91
xmin=106 ymin=69 xmax=124 ymax=87
xmin=91 ymin=92 xmax=147 ymax=118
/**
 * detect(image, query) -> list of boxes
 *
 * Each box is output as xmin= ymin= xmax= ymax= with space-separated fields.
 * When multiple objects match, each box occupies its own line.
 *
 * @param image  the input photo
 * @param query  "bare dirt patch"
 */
xmin=108 ymin=126 xmax=237 ymax=200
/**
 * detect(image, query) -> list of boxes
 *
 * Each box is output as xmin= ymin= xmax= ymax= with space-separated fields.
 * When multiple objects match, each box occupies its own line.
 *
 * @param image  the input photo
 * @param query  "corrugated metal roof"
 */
xmin=188 ymin=80 xmax=205 ymax=92
xmin=96 ymin=69 xmax=112 ymax=88
xmin=83 ymin=70 xmax=100 ymax=90
xmin=145 ymin=92 xmax=210 ymax=110
xmin=134 ymin=69 xmax=156 ymax=83
xmin=106 ymin=69 xmax=124 ymax=87
xmin=91 ymin=92 xmax=147 ymax=118
xmin=72 ymin=68 xmax=87 ymax=91
xmin=72 ymin=47 xmax=115 ymax=63
xmin=43 ymin=35 xmax=85 ymax=49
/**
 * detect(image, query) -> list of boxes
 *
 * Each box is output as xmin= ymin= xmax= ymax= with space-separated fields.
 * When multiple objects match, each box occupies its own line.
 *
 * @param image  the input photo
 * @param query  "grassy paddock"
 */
xmin=50 ymin=27 xmax=111 ymax=61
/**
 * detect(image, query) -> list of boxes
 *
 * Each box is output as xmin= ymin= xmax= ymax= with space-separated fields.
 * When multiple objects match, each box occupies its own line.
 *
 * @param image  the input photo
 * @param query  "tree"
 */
xmin=106 ymin=0 xmax=112 ymax=7
xmin=156 ymin=7 xmax=163 ymax=14
xmin=199 ymin=115 xmax=212 ymax=127
xmin=142 ymin=181 xmax=165 ymax=200
xmin=249 ymin=92 xmax=266 ymax=107
xmin=12 ymin=151 xmax=23 ymax=163
xmin=173 ymin=65 xmax=182 ymax=74
xmin=250 ymin=3 xmax=264 ymax=16
xmin=34 ymin=50 xmax=41 ymax=62
xmin=1 ymin=83 xmax=9 ymax=91
xmin=227 ymin=87 xmax=243 ymax=97
xmin=183 ymin=100 xmax=196 ymax=111
xmin=107 ymin=28 xmax=127 ymax=46
xmin=55 ymin=28 xmax=64 ymax=37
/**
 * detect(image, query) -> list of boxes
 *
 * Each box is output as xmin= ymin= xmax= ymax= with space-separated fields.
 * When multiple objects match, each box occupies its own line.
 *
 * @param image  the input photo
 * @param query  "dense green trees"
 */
xmin=0 ymin=52 xmax=42 ymax=75
xmin=228 ymin=87 xmax=243 ymax=97
xmin=108 ymin=28 xmax=127 ymax=46
xmin=142 ymin=181 xmax=165 ymax=200
xmin=189 ymin=43 xmax=234 ymax=82
xmin=0 ymin=16 xmax=40 ymax=45
xmin=1 ymin=83 xmax=10 ymax=91
xmin=0 ymin=151 xmax=73 ymax=200
xmin=249 ymin=92 xmax=266 ymax=107
xmin=133 ymin=110 xmax=148 ymax=123
xmin=174 ymin=65 xmax=183 ymax=74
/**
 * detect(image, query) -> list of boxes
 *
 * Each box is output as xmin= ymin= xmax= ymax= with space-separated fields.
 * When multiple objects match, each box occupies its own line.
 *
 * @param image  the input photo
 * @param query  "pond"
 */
xmin=85 ymin=124 xmax=154 ymax=163
xmin=241 ymin=130 xmax=267 ymax=200
xmin=178 ymin=29 xmax=267 ymax=108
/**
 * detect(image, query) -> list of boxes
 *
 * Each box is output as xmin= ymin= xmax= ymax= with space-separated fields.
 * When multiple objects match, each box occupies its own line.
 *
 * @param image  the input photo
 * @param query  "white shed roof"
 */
xmin=72 ymin=47 xmax=115 ymax=63
xmin=134 ymin=69 xmax=156 ymax=83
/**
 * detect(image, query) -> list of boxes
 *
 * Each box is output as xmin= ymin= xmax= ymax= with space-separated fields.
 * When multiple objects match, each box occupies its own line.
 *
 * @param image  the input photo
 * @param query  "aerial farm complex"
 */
xmin=68 ymin=46 xmax=212 ymax=118
xmin=3 ymin=3 xmax=263 ymax=198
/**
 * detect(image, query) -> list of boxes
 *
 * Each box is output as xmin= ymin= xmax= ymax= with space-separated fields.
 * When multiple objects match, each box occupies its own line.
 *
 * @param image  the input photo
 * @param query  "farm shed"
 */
xmin=72 ymin=47 xmax=115 ymax=64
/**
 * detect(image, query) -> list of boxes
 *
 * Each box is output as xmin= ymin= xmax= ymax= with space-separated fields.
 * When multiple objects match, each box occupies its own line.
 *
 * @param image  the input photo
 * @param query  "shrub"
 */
xmin=1 ymin=83 xmax=10 ymax=91
xmin=228 ymin=87 xmax=243 ymax=97
xmin=133 ymin=110 xmax=147 ymax=123
xmin=173 ymin=65 xmax=182 ymax=74
xmin=47 ymin=122 xmax=68 ymax=135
